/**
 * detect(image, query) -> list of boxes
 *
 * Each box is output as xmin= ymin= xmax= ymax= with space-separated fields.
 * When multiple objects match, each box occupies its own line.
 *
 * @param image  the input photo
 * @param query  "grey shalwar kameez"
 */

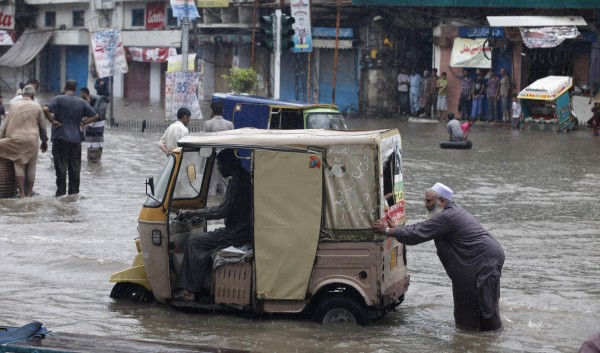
xmin=178 ymin=167 xmax=252 ymax=293
xmin=392 ymin=203 xmax=505 ymax=330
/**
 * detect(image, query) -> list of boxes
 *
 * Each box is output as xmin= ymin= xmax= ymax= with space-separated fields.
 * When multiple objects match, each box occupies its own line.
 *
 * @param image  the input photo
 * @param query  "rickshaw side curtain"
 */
xmin=254 ymin=150 xmax=322 ymax=300
xmin=323 ymin=144 xmax=379 ymax=229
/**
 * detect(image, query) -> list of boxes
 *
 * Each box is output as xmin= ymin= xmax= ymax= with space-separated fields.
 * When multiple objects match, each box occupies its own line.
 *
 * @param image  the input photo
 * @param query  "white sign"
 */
xmin=450 ymin=38 xmax=492 ymax=69
xmin=90 ymin=28 xmax=129 ymax=77
xmin=165 ymin=71 xmax=203 ymax=121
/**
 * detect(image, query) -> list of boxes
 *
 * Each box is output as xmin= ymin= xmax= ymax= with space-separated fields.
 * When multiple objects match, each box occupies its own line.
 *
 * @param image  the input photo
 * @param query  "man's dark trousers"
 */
xmin=52 ymin=139 xmax=82 ymax=196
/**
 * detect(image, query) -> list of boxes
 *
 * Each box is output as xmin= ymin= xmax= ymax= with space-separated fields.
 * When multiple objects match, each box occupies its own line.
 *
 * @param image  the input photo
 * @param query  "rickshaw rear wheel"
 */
xmin=110 ymin=282 xmax=154 ymax=303
xmin=311 ymin=295 xmax=371 ymax=326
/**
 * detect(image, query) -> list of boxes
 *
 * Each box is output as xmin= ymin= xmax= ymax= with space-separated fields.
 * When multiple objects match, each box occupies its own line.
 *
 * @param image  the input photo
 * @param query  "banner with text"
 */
xmin=290 ymin=0 xmax=312 ymax=53
xmin=520 ymin=26 xmax=580 ymax=49
xmin=450 ymin=38 xmax=492 ymax=68
xmin=128 ymin=47 xmax=176 ymax=62
xmin=165 ymin=71 xmax=203 ymax=121
xmin=90 ymin=28 xmax=129 ymax=78
xmin=0 ymin=30 xmax=15 ymax=45
xmin=170 ymin=0 xmax=200 ymax=19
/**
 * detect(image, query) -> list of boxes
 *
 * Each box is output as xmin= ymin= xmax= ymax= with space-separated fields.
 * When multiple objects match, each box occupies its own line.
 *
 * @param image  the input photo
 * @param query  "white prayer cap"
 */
xmin=432 ymin=182 xmax=453 ymax=201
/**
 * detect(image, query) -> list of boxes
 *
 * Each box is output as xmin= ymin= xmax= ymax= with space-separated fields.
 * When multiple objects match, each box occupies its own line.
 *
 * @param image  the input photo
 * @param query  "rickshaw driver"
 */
xmin=175 ymin=148 xmax=253 ymax=302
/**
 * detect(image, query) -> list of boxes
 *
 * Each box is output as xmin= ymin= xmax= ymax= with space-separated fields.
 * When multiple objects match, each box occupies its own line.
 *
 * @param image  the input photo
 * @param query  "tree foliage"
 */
xmin=222 ymin=67 xmax=258 ymax=94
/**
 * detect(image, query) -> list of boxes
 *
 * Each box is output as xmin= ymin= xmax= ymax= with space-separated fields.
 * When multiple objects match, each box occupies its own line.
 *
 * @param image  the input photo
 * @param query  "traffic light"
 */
xmin=259 ymin=14 xmax=275 ymax=53
xmin=280 ymin=14 xmax=295 ymax=51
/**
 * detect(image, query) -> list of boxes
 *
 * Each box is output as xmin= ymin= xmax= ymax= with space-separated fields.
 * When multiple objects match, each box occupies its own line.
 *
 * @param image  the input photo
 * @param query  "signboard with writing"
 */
xmin=0 ymin=6 xmax=14 ymax=30
xmin=290 ymin=0 xmax=312 ymax=53
xmin=90 ymin=28 xmax=129 ymax=78
xmin=169 ymin=0 xmax=200 ymax=19
xmin=450 ymin=38 xmax=492 ymax=68
xmin=197 ymin=0 xmax=228 ymax=8
xmin=165 ymin=71 xmax=203 ymax=120
xmin=146 ymin=3 xmax=165 ymax=30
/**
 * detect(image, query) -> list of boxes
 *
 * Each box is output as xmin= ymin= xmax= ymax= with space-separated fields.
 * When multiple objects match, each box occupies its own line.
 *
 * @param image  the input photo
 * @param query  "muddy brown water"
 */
xmin=1 ymin=100 xmax=600 ymax=352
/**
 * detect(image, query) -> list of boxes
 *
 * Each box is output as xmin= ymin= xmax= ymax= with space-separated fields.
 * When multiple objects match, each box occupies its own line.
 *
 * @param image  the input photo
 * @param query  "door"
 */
xmin=124 ymin=61 xmax=150 ymax=100
xmin=253 ymin=150 xmax=323 ymax=300
xmin=66 ymin=46 xmax=89 ymax=91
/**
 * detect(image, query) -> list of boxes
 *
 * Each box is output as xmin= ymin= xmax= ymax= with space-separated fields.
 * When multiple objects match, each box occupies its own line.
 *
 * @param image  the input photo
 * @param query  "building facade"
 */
xmin=0 ymin=0 xmax=597 ymax=119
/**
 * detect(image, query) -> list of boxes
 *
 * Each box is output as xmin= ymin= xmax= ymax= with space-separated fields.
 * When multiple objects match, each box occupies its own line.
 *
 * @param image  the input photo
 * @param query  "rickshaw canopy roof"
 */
xmin=518 ymin=76 xmax=573 ymax=101
xmin=178 ymin=128 xmax=399 ymax=150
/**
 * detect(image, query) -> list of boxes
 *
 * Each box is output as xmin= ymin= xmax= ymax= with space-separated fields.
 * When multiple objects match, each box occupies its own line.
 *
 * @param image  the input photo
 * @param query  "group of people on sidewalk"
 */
xmin=397 ymin=67 xmax=449 ymax=120
xmin=398 ymin=66 xmax=517 ymax=123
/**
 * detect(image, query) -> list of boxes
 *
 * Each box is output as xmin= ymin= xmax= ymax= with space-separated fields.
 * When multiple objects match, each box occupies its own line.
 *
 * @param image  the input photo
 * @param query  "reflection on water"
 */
xmin=1 ymin=117 xmax=599 ymax=352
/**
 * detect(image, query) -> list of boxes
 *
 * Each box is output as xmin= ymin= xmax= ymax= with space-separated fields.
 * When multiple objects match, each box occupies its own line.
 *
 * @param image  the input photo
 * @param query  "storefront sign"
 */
xmin=450 ymin=38 xmax=492 ymax=68
xmin=197 ymin=0 xmax=228 ymax=8
xmin=90 ymin=28 xmax=129 ymax=78
xmin=520 ymin=26 xmax=580 ymax=48
xmin=127 ymin=47 xmax=176 ymax=62
xmin=167 ymin=53 xmax=195 ymax=72
xmin=169 ymin=0 xmax=200 ymax=19
xmin=0 ymin=6 xmax=14 ymax=30
xmin=458 ymin=27 xmax=504 ymax=38
xmin=165 ymin=71 xmax=203 ymax=120
xmin=146 ymin=3 xmax=165 ymax=30
xmin=290 ymin=0 xmax=312 ymax=53
xmin=312 ymin=27 xmax=353 ymax=39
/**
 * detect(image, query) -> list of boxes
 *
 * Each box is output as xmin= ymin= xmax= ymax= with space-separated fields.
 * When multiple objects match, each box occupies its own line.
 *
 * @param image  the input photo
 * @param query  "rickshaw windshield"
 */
xmin=306 ymin=113 xmax=347 ymax=130
xmin=144 ymin=155 xmax=176 ymax=207
xmin=172 ymin=150 xmax=207 ymax=200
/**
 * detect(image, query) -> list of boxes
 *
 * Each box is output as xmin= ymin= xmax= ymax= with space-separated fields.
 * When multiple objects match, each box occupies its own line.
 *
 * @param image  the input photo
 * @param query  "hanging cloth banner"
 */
xmin=290 ymin=0 xmax=313 ymax=53
xmin=165 ymin=71 xmax=203 ymax=120
xmin=90 ymin=28 xmax=129 ymax=78
xmin=520 ymin=26 xmax=580 ymax=49
xmin=450 ymin=38 xmax=492 ymax=68
xmin=127 ymin=47 xmax=177 ymax=62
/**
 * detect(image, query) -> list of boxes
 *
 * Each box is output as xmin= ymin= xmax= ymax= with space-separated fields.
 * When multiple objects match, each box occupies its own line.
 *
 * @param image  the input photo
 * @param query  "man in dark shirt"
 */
xmin=43 ymin=80 xmax=98 ymax=197
xmin=176 ymin=148 xmax=252 ymax=302
xmin=373 ymin=182 xmax=505 ymax=331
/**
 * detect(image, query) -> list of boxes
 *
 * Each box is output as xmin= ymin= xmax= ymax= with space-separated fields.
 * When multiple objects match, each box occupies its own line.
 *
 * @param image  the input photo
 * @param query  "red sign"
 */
xmin=127 ymin=47 xmax=176 ymax=62
xmin=0 ymin=7 xmax=14 ymax=30
xmin=146 ymin=3 xmax=165 ymax=30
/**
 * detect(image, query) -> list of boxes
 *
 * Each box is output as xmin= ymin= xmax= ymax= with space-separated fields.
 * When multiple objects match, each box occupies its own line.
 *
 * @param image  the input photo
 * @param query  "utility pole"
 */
xmin=181 ymin=0 xmax=190 ymax=72
xmin=274 ymin=9 xmax=282 ymax=99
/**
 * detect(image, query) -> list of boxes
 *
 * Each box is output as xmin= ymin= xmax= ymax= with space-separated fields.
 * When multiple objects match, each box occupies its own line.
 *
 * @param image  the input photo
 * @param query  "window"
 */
xmin=72 ymin=10 xmax=85 ymax=27
xmin=132 ymin=8 xmax=145 ymax=27
xmin=166 ymin=8 xmax=179 ymax=27
xmin=45 ymin=11 xmax=56 ymax=28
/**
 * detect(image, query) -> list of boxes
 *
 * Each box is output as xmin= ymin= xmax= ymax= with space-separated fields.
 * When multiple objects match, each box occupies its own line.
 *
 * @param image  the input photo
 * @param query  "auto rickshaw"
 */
xmin=212 ymin=93 xmax=347 ymax=130
xmin=517 ymin=76 xmax=577 ymax=132
xmin=109 ymin=128 xmax=409 ymax=325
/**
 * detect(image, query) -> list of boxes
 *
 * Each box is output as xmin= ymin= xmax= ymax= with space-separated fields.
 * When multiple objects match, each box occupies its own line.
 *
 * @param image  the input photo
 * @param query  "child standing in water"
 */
xmin=511 ymin=95 xmax=522 ymax=129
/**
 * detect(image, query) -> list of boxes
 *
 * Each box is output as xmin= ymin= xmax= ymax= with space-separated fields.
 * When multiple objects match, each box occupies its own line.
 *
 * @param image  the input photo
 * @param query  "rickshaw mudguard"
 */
xmin=109 ymin=264 xmax=152 ymax=291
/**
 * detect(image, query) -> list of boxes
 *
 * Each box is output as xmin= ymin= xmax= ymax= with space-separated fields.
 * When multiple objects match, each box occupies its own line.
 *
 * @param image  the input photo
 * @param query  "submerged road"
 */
xmin=1 ymin=105 xmax=599 ymax=352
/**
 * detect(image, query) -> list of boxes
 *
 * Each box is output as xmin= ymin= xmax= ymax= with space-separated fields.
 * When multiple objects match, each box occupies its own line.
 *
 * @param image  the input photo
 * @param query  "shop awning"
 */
xmin=487 ymin=16 xmax=587 ymax=27
xmin=0 ymin=29 xmax=53 ymax=68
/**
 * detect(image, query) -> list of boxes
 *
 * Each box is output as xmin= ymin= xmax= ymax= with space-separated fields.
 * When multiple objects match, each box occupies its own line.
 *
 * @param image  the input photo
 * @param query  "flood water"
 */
xmin=1 ymin=102 xmax=600 ymax=352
